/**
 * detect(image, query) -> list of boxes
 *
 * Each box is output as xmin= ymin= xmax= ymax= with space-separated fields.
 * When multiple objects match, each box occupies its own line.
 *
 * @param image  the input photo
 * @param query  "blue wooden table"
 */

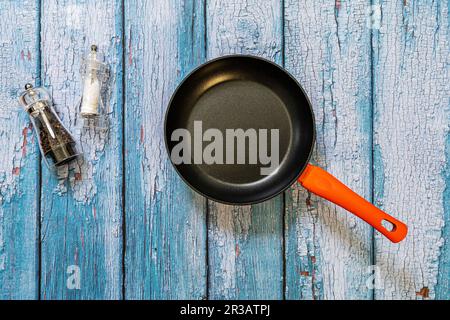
xmin=0 ymin=0 xmax=448 ymax=300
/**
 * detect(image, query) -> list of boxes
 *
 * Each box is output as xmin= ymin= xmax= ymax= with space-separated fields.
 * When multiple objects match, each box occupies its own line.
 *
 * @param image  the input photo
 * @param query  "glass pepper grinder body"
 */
xmin=79 ymin=45 xmax=109 ymax=129
xmin=18 ymin=84 xmax=80 ymax=167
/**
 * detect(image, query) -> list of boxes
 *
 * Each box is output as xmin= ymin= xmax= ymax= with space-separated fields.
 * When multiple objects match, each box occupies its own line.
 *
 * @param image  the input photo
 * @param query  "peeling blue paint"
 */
xmin=0 ymin=0 xmax=40 ymax=300
xmin=39 ymin=0 xmax=123 ymax=299
xmin=373 ymin=144 xmax=385 ymax=207
xmin=124 ymin=0 xmax=207 ymax=299
xmin=436 ymin=132 xmax=450 ymax=299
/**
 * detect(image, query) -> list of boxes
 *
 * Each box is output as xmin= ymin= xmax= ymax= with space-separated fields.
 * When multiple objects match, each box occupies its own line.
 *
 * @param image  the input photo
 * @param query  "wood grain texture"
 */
xmin=206 ymin=0 xmax=284 ymax=300
xmin=40 ymin=0 xmax=123 ymax=299
xmin=373 ymin=0 xmax=450 ymax=299
xmin=0 ymin=0 xmax=40 ymax=300
xmin=124 ymin=0 xmax=207 ymax=299
xmin=284 ymin=1 xmax=373 ymax=299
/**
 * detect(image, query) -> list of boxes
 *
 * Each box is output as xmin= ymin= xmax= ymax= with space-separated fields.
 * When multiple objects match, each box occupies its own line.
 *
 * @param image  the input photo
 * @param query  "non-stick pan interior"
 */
xmin=165 ymin=56 xmax=315 ymax=204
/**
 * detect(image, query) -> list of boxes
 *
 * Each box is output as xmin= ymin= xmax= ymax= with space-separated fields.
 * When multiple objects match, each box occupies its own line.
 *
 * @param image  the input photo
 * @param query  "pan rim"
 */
xmin=163 ymin=54 xmax=316 ymax=205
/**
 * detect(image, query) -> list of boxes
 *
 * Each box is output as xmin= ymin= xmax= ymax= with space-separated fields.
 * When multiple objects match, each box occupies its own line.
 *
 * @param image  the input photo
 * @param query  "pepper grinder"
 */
xmin=18 ymin=84 xmax=80 ymax=167
xmin=79 ymin=44 xmax=109 ymax=129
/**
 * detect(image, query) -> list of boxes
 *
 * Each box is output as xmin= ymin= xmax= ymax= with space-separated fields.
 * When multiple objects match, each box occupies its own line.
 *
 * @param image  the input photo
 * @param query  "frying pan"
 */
xmin=164 ymin=55 xmax=407 ymax=243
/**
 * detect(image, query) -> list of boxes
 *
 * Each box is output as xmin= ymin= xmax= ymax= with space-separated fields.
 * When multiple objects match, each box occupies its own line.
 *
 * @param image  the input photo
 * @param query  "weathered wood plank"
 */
xmin=124 ymin=0 xmax=207 ymax=299
xmin=40 ymin=0 xmax=123 ymax=299
xmin=0 ymin=0 xmax=40 ymax=300
xmin=373 ymin=0 xmax=449 ymax=299
xmin=206 ymin=0 xmax=284 ymax=299
xmin=284 ymin=1 xmax=373 ymax=299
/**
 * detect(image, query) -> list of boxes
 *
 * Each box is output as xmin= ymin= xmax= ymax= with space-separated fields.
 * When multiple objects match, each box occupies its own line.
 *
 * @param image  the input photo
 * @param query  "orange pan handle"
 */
xmin=298 ymin=164 xmax=407 ymax=243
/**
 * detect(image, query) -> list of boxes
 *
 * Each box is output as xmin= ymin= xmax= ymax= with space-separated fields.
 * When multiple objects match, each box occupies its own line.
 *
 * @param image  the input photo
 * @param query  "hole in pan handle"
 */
xmin=298 ymin=164 xmax=408 ymax=243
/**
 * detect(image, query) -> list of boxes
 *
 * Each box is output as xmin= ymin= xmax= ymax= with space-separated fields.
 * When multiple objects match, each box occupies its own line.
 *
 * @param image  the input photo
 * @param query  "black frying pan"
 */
xmin=164 ymin=55 xmax=407 ymax=243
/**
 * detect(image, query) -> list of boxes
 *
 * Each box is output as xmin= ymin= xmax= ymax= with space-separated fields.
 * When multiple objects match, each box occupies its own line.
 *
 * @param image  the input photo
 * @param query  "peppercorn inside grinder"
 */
xmin=18 ymin=84 xmax=80 ymax=167
xmin=79 ymin=45 xmax=109 ymax=129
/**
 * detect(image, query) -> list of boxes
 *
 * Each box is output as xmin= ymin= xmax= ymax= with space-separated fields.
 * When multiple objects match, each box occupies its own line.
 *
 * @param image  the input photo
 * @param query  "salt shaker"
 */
xmin=79 ymin=45 xmax=109 ymax=128
xmin=18 ymin=84 xmax=80 ymax=167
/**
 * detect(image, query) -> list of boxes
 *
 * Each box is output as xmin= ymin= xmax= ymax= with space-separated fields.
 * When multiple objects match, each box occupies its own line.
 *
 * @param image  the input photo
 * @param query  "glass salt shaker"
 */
xmin=79 ymin=44 xmax=109 ymax=129
xmin=18 ymin=83 xmax=80 ymax=167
